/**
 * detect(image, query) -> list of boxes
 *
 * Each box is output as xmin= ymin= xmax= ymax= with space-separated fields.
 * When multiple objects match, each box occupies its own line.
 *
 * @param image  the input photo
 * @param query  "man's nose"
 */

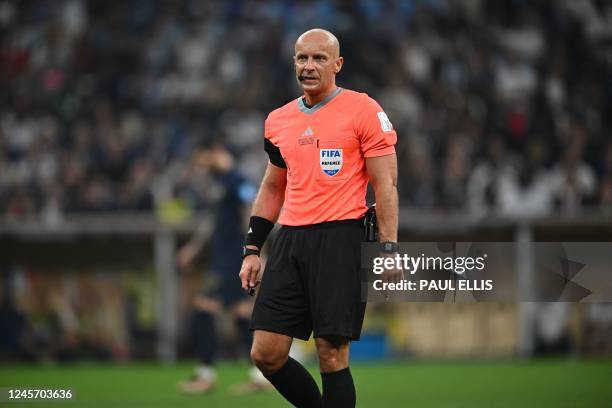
xmin=304 ymin=57 xmax=315 ymax=70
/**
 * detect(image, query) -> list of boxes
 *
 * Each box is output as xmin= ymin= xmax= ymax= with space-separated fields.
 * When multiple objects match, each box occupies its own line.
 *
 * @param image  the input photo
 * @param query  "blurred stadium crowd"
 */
xmin=2 ymin=0 xmax=612 ymax=363
xmin=1 ymin=0 xmax=612 ymax=220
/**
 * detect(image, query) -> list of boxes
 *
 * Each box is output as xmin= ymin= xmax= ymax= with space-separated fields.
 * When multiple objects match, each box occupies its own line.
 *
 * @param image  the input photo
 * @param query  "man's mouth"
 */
xmin=298 ymin=75 xmax=318 ymax=82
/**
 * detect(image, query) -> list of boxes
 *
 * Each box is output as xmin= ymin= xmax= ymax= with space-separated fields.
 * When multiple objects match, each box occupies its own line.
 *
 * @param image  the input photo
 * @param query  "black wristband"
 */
xmin=245 ymin=216 xmax=274 ymax=249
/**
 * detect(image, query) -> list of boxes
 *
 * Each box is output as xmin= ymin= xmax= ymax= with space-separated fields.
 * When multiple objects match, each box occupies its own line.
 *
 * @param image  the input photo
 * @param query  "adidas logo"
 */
xmin=302 ymin=127 xmax=314 ymax=137
xmin=299 ymin=127 xmax=315 ymax=145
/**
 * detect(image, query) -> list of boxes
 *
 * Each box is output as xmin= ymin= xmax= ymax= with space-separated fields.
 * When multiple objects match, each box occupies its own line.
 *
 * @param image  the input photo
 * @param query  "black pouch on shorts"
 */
xmin=364 ymin=203 xmax=378 ymax=242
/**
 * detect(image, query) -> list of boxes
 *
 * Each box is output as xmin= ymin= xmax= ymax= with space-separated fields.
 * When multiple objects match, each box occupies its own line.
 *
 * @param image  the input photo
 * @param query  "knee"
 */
xmin=316 ymin=337 xmax=349 ymax=373
xmin=250 ymin=345 xmax=288 ymax=375
xmin=318 ymin=348 xmax=344 ymax=372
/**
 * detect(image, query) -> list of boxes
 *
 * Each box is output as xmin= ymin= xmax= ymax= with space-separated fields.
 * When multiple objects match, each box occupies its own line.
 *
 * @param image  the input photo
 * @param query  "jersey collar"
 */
xmin=297 ymin=87 xmax=343 ymax=115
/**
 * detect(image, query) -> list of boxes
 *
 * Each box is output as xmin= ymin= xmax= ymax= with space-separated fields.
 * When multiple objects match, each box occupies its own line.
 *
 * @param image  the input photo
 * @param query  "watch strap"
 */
xmin=380 ymin=241 xmax=398 ymax=254
xmin=242 ymin=247 xmax=260 ymax=258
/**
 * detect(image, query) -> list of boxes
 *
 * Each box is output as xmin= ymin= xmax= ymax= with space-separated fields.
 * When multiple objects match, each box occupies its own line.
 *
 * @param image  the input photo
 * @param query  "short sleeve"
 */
xmin=264 ymin=138 xmax=287 ymax=168
xmin=354 ymin=95 xmax=397 ymax=158
xmin=264 ymin=116 xmax=287 ymax=168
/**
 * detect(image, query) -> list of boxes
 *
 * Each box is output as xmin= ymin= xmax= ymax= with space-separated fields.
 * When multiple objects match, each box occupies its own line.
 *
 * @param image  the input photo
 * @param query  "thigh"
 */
xmin=252 ymin=329 xmax=293 ymax=357
xmin=308 ymin=222 xmax=366 ymax=340
xmin=250 ymin=229 xmax=312 ymax=340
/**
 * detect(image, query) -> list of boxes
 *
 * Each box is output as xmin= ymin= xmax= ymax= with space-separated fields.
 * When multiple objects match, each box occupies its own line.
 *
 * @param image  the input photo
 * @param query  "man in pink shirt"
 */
xmin=239 ymin=28 xmax=399 ymax=407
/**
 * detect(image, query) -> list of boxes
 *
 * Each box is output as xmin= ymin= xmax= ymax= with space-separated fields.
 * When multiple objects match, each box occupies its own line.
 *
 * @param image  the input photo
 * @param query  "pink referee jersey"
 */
xmin=265 ymin=88 xmax=397 ymax=226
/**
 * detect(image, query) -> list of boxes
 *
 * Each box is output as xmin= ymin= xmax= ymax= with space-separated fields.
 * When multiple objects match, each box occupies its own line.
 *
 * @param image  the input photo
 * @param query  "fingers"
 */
xmin=239 ymin=257 xmax=261 ymax=292
xmin=239 ymin=264 xmax=250 ymax=291
xmin=392 ymin=269 xmax=401 ymax=285
xmin=248 ymin=265 xmax=259 ymax=288
xmin=381 ymin=268 xmax=403 ymax=285
xmin=249 ymin=273 xmax=257 ymax=288
xmin=381 ymin=269 xmax=402 ymax=301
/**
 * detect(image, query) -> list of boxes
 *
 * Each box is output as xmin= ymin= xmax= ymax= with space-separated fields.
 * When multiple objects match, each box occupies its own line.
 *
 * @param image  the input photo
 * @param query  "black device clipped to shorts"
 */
xmin=364 ymin=203 xmax=378 ymax=242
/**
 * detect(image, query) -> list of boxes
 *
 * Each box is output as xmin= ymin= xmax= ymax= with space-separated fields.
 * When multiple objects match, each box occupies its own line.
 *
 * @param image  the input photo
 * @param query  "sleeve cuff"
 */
xmin=364 ymin=145 xmax=396 ymax=158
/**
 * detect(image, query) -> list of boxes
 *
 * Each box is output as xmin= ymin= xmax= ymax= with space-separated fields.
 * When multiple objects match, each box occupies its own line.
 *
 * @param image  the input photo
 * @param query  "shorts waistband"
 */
xmin=280 ymin=218 xmax=364 ymax=231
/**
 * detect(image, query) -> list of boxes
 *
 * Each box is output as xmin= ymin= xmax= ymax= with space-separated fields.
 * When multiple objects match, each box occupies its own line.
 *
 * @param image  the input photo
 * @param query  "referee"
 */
xmin=239 ymin=28 xmax=399 ymax=407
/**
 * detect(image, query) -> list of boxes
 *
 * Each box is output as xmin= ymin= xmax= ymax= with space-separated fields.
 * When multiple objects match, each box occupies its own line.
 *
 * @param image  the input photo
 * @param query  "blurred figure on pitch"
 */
xmin=177 ymin=145 xmax=271 ymax=394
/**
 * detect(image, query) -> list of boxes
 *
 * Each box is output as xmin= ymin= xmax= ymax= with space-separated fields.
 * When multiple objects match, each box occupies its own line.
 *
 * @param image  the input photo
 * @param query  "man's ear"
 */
xmin=334 ymin=56 xmax=344 ymax=74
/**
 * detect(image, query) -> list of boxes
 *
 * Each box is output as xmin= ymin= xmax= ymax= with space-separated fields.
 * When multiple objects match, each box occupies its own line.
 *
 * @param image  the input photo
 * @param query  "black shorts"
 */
xmin=250 ymin=219 xmax=367 ymax=341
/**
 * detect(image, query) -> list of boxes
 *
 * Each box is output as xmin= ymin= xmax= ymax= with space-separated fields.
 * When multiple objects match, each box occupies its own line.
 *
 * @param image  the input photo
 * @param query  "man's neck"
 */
xmin=303 ymin=86 xmax=337 ymax=107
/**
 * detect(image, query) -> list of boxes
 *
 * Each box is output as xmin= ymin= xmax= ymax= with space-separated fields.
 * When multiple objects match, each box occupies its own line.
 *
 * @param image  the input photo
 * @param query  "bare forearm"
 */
xmin=251 ymin=182 xmax=285 ymax=223
xmin=249 ymin=163 xmax=287 ymax=223
xmin=366 ymin=154 xmax=399 ymax=243
xmin=243 ymin=164 xmax=286 ymax=252
xmin=374 ymin=183 xmax=398 ymax=242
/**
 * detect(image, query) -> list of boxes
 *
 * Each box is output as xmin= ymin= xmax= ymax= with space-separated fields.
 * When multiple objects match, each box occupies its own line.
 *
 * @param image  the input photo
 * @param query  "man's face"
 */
xmin=293 ymin=33 xmax=343 ymax=96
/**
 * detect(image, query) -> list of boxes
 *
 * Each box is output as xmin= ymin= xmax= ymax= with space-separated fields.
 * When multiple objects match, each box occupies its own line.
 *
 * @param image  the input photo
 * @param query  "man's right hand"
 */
xmin=239 ymin=252 xmax=262 ymax=291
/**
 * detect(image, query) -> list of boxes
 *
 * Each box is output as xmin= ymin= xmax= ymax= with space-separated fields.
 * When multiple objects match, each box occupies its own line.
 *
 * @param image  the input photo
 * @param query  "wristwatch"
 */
xmin=380 ymin=241 xmax=398 ymax=254
xmin=242 ymin=246 xmax=260 ymax=259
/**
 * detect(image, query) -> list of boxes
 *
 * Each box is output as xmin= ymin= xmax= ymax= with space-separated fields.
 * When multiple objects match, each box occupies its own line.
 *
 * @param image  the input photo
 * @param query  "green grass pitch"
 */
xmin=0 ymin=359 xmax=611 ymax=407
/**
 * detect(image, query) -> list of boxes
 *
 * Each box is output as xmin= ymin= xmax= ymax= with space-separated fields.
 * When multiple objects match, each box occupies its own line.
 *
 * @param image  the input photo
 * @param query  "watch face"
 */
xmin=242 ymin=247 xmax=259 ymax=258
xmin=382 ymin=242 xmax=398 ymax=253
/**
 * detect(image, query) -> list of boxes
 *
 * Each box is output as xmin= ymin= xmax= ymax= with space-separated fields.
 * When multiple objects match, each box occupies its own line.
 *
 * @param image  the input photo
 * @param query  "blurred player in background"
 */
xmin=176 ymin=145 xmax=270 ymax=394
